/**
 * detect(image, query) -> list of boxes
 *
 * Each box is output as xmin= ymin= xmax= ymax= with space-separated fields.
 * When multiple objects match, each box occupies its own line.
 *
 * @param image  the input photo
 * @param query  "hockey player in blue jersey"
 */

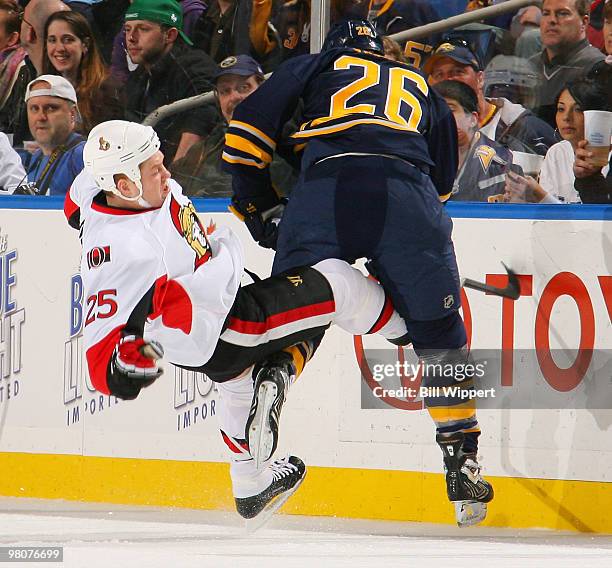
xmin=223 ymin=19 xmax=493 ymax=526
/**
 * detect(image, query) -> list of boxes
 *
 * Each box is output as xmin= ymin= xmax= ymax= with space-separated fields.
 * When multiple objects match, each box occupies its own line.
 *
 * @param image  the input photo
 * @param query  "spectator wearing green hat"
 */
xmin=124 ymin=0 xmax=218 ymax=163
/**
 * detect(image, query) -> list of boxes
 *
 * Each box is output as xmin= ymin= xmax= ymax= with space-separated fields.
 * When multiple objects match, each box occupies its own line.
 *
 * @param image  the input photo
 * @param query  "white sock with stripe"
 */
xmin=313 ymin=258 xmax=407 ymax=340
xmin=216 ymin=372 xmax=273 ymax=498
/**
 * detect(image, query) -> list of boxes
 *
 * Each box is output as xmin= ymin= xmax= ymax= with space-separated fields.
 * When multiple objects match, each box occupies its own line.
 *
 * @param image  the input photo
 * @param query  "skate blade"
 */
xmin=454 ymin=500 xmax=487 ymax=527
xmin=248 ymin=381 xmax=278 ymax=470
xmin=243 ymin=471 xmax=306 ymax=535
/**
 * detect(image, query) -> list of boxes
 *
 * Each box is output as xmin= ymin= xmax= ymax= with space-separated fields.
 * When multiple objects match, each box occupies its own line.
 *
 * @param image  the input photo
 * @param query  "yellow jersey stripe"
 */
xmin=228 ymin=204 xmax=245 ymax=221
xmin=226 ymin=133 xmax=272 ymax=165
xmin=222 ymin=152 xmax=267 ymax=169
xmin=291 ymin=117 xmax=418 ymax=139
xmin=374 ymin=0 xmax=395 ymax=17
xmin=230 ymin=120 xmax=276 ymax=149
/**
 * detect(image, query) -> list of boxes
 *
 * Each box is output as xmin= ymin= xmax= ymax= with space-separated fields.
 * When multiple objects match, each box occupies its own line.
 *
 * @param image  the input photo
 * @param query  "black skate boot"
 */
xmin=246 ymin=353 xmax=294 ymax=469
xmin=235 ymin=456 xmax=306 ymax=524
xmin=436 ymin=432 xmax=494 ymax=527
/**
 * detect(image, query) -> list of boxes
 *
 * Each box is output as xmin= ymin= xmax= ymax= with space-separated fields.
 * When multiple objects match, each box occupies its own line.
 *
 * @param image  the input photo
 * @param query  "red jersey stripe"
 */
xmin=368 ymin=295 xmax=394 ymax=335
xmin=227 ymin=300 xmax=335 ymax=335
xmin=64 ymin=191 xmax=79 ymax=222
xmin=86 ymin=325 xmax=124 ymax=394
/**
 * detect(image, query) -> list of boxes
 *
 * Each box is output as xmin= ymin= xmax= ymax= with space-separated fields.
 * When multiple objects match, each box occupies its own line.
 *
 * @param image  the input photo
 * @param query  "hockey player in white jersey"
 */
xmin=65 ymin=120 xmax=411 ymax=521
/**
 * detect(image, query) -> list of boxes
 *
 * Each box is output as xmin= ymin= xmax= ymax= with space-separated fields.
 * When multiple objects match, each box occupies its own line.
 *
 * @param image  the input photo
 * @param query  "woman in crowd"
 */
xmin=42 ymin=11 xmax=124 ymax=134
xmin=504 ymin=77 xmax=608 ymax=203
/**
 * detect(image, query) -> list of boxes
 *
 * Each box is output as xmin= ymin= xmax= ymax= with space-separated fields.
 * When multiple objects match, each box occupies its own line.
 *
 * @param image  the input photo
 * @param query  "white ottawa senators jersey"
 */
xmin=65 ymin=170 xmax=244 ymax=395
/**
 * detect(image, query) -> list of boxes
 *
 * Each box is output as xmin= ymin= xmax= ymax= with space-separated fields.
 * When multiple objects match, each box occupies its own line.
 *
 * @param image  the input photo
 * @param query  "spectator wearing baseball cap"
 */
xmin=19 ymin=75 xmax=85 ymax=196
xmin=125 ymin=0 xmax=194 ymax=46
xmin=424 ymin=40 xmax=556 ymax=157
xmin=110 ymin=0 xmax=206 ymax=84
xmin=124 ymin=0 xmax=218 ymax=164
xmin=213 ymin=54 xmax=264 ymax=123
xmin=171 ymin=54 xmax=296 ymax=197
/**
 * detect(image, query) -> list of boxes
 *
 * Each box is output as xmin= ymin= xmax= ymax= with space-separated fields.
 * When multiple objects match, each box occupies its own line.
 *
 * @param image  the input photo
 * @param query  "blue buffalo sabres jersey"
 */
xmin=222 ymin=46 xmax=458 ymax=208
xmin=451 ymin=132 xmax=515 ymax=202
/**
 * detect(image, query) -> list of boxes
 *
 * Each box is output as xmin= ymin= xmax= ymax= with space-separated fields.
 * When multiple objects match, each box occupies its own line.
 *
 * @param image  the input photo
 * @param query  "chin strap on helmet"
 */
xmin=107 ymin=178 xmax=152 ymax=208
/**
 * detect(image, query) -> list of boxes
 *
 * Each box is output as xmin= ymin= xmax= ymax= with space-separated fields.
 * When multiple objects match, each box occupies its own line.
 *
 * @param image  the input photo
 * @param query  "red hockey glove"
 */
xmin=114 ymin=335 xmax=164 ymax=379
xmin=107 ymin=335 xmax=164 ymax=400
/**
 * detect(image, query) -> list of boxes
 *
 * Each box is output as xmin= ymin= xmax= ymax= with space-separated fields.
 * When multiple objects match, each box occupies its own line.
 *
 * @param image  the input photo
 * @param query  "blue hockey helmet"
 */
xmin=322 ymin=19 xmax=384 ymax=55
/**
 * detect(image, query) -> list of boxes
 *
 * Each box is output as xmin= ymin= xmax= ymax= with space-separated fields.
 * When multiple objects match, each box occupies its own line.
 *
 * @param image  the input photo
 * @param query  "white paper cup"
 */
xmin=584 ymin=110 xmax=612 ymax=167
xmin=511 ymin=151 xmax=544 ymax=177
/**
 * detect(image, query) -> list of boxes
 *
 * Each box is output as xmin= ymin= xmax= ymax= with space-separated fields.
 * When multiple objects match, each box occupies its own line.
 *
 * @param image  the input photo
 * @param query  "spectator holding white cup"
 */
xmin=504 ymin=77 xmax=609 ymax=203
xmin=571 ymin=1 xmax=612 ymax=203
xmin=583 ymin=110 xmax=612 ymax=167
xmin=573 ymin=94 xmax=612 ymax=202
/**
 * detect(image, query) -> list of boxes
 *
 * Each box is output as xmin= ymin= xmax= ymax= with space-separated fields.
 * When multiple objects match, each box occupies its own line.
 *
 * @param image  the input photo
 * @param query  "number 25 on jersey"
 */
xmin=85 ymin=289 xmax=118 ymax=327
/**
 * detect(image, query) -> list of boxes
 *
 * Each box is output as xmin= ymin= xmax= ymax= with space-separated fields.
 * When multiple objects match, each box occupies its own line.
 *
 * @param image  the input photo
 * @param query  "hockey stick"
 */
xmin=461 ymin=263 xmax=520 ymax=300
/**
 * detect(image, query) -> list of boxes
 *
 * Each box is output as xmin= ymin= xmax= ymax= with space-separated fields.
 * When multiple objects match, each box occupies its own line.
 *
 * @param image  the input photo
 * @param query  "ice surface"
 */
xmin=1 ymin=498 xmax=611 ymax=568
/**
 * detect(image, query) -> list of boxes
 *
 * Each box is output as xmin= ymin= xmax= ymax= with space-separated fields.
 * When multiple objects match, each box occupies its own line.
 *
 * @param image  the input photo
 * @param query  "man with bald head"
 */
xmin=9 ymin=0 xmax=69 ymax=146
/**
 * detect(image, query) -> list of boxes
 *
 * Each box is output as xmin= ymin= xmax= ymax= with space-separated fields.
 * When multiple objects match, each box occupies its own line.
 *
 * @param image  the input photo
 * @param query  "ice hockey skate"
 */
xmin=246 ymin=355 xmax=294 ymax=469
xmin=436 ymin=432 xmax=494 ymax=527
xmin=235 ymin=455 xmax=306 ymax=532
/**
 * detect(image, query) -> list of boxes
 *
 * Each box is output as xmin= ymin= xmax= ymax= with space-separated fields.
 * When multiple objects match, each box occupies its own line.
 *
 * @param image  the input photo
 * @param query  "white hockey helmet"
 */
xmin=83 ymin=120 xmax=160 ymax=198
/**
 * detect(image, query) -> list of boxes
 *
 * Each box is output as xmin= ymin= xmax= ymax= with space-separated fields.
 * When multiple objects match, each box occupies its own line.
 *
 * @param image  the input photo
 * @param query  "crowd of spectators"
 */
xmin=0 ymin=0 xmax=610 ymax=203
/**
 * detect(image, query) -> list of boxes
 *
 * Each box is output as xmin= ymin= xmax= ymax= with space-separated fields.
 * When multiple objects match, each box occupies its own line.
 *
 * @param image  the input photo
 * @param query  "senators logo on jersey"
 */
xmin=87 ymin=245 xmax=111 ymax=269
xmin=169 ymin=197 xmax=212 ymax=270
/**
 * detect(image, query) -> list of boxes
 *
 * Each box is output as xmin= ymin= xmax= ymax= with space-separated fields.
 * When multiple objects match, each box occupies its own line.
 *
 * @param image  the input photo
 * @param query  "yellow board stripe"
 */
xmin=0 ymin=452 xmax=232 ymax=510
xmin=0 ymin=452 xmax=610 ymax=533
xmin=225 ymin=133 xmax=272 ymax=165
